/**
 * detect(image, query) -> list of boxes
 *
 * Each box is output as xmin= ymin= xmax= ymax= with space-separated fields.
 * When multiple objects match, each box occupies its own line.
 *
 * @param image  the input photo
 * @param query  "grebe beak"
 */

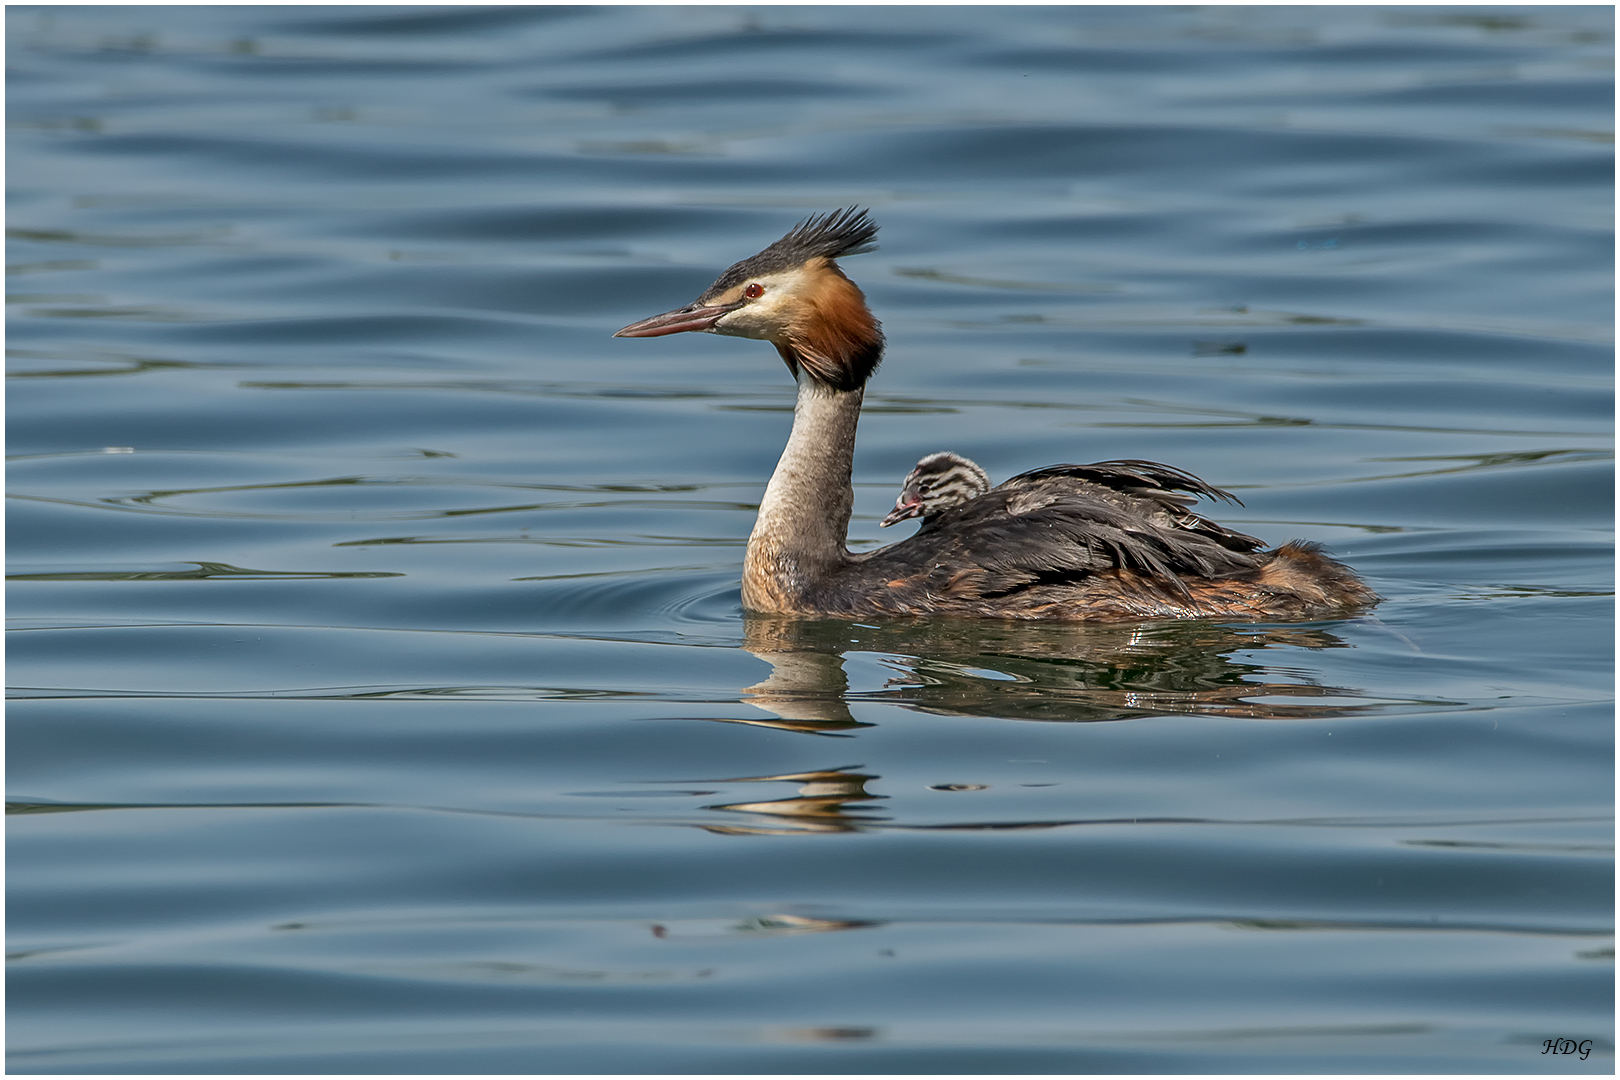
xmin=613 ymin=302 xmax=739 ymax=338
xmin=879 ymin=497 xmax=922 ymax=528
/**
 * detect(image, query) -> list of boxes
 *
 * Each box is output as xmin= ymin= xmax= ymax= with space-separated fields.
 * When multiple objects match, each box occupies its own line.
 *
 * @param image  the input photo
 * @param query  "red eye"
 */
xmin=743 ymin=283 xmax=765 ymax=299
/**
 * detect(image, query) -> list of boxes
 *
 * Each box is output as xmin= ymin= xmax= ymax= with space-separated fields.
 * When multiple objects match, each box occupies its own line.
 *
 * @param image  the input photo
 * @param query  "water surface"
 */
xmin=7 ymin=5 xmax=1613 ymax=1073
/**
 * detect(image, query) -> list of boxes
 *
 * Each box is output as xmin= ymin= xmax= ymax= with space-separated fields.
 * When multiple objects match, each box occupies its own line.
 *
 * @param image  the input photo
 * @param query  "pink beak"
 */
xmin=614 ymin=302 xmax=738 ymax=338
xmin=880 ymin=497 xmax=922 ymax=528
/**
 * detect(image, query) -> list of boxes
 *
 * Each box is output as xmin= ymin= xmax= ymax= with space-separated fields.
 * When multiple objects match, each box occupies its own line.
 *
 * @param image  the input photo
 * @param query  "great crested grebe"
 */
xmin=880 ymin=452 xmax=991 ymax=527
xmin=615 ymin=208 xmax=1375 ymax=620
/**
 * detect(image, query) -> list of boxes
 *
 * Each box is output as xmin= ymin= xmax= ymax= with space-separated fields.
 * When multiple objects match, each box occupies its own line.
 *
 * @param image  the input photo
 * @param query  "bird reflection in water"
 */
xmin=651 ymin=914 xmax=877 ymax=938
xmin=700 ymin=768 xmax=886 ymax=835
xmin=739 ymin=613 xmax=1381 ymax=727
xmin=724 ymin=646 xmax=874 ymax=736
xmin=665 ymin=615 xmax=1391 ymax=835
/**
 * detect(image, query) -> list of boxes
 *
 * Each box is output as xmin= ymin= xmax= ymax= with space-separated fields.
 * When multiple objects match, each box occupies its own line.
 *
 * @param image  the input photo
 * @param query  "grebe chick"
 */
xmin=881 ymin=452 xmax=991 ymax=527
xmin=615 ymin=208 xmax=1376 ymax=621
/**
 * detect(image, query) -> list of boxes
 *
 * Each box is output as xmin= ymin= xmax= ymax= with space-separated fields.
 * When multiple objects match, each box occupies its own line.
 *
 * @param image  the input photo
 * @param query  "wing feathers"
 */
xmin=868 ymin=459 xmax=1267 ymax=604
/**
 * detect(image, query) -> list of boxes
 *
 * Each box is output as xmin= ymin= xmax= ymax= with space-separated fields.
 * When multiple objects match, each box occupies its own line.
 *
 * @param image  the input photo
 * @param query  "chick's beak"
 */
xmin=614 ymin=302 xmax=738 ymax=338
xmin=879 ymin=497 xmax=923 ymax=528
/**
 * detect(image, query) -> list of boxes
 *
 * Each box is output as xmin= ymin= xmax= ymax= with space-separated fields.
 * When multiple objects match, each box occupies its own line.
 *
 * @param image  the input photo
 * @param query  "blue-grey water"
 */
xmin=7 ymin=5 xmax=1613 ymax=1073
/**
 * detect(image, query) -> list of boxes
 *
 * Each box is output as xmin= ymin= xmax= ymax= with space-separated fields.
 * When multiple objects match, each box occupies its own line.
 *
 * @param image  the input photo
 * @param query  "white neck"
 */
xmin=742 ymin=374 xmax=863 ymax=611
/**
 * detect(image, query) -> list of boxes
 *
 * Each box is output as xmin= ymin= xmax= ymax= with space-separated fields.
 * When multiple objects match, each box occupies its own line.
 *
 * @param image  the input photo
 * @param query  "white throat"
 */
xmin=742 ymin=372 xmax=864 ymax=609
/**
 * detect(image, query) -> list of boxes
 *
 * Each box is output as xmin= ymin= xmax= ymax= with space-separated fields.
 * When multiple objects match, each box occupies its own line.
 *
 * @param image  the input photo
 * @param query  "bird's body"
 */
xmin=616 ymin=209 xmax=1376 ymax=621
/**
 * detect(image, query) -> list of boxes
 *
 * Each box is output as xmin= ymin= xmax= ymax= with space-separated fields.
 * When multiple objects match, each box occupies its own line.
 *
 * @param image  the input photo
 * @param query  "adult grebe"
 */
xmin=615 ymin=208 xmax=1375 ymax=620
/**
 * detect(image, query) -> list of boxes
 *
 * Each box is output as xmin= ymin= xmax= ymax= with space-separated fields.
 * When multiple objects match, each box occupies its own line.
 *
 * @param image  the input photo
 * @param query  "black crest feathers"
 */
xmin=774 ymin=207 xmax=879 ymax=262
xmin=705 ymin=207 xmax=879 ymax=296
